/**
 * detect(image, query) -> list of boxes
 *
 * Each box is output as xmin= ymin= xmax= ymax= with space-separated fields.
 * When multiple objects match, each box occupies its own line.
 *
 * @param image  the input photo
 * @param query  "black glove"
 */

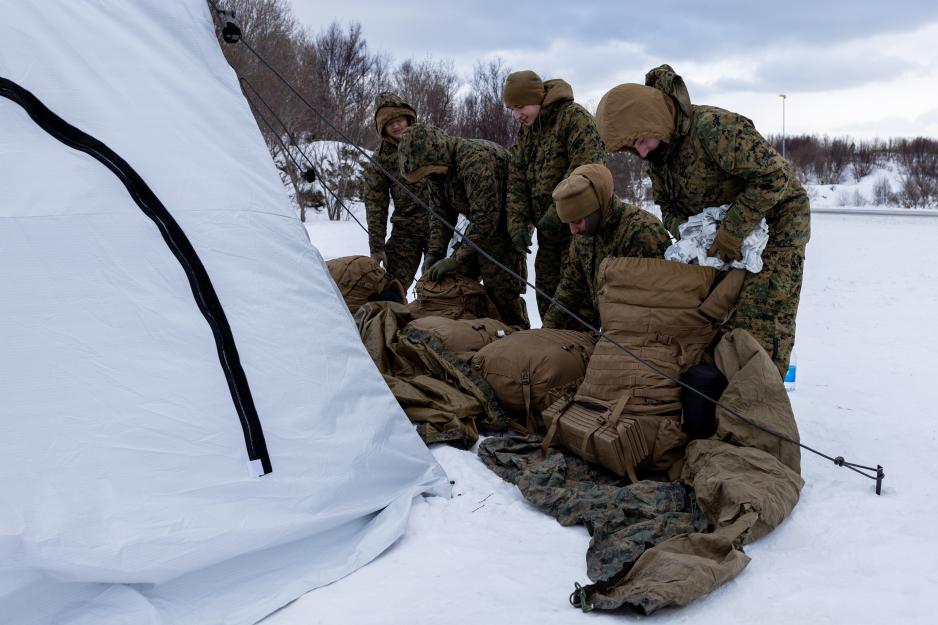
xmin=511 ymin=230 xmax=532 ymax=254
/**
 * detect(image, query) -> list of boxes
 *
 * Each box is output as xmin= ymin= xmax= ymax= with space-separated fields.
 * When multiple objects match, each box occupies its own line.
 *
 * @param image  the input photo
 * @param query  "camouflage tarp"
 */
xmin=479 ymin=329 xmax=803 ymax=613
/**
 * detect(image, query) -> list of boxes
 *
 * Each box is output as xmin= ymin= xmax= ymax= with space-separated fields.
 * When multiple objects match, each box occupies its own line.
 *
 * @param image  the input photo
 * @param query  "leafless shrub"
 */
xmin=872 ymin=175 xmax=893 ymax=206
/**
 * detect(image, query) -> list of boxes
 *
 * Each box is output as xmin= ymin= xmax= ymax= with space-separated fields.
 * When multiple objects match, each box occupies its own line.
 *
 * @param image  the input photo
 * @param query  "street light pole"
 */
xmin=778 ymin=94 xmax=786 ymax=159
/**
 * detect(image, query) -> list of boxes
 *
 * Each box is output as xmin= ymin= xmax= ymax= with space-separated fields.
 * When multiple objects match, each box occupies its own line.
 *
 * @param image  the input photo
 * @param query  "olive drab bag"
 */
xmin=471 ymin=329 xmax=595 ymax=434
xmin=408 ymin=274 xmax=501 ymax=321
xmin=326 ymin=255 xmax=406 ymax=315
xmin=405 ymin=316 xmax=512 ymax=360
xmin=546 ymin=257 xmax=744 ymax=478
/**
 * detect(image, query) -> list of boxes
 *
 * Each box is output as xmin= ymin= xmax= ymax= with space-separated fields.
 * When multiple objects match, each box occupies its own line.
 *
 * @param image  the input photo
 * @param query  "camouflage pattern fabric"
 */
xmin=400 ymin=125 xmax=529 ymax=328
xmin=644 ymin=65 xmax=810 ymax=375
xmin=363 ymin=93 xmax=432 ymax=290
xmin=507 ymin=81 xmax=605 ymax=316
xmin=542 ymin=198 xmax=671 ymax=330
xmin=478 ymin=435 xmax=706 ymax=588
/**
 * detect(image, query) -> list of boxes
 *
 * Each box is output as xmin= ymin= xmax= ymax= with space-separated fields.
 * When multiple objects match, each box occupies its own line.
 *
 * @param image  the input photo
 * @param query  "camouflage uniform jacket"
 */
xmin=648 ymin=103 xmax=810 ymax=248
xmin=425 ymin=138 xmax=514 ymax=273
xmin=507 ymin=80 xmax=606 ymax=239
xmin=542 ymin=199 xmax=671 ymax=330
xmin=363 ymin=140 xmax=431 ymax=253
xmin=362 ymin=92 xmax=428 ymax=254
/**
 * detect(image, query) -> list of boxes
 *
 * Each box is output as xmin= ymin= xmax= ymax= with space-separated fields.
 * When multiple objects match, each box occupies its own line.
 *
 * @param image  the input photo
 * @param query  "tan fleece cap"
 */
xmin=503 ymin=70 xmax=544 ymax=107
xmin=552 ymin=164 xmax=614 ymax=223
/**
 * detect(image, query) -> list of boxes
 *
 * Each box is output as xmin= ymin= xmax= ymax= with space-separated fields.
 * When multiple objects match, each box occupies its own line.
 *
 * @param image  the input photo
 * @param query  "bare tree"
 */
xmin=391 ymin=58 xmax=460 ymax=131
xmin=605 ymin=152 xmax=651 ymax=207
xmin=455 ymin=59 xmax=516 ymax=147
xmin=307 ymin=22 xmax=387 ymax=148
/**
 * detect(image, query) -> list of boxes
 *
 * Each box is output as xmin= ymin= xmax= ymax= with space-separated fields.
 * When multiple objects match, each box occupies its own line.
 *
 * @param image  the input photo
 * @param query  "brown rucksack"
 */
xmin=544 ymin=258 xmax=744 ymax=478
xmin=471 ymin=329 xmax=596 ymax=434
xmin=408 ymin=274 xmax=500 ymax=321
xmin=405 ymin=316 xmax=512 ymax=360
xmin=326 ymin=255 xmax=406 ymax=315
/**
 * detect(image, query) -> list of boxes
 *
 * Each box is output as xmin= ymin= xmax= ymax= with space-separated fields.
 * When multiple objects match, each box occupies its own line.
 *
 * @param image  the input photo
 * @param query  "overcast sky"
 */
xmin=287 ymin=1 xmax=938 ymax=139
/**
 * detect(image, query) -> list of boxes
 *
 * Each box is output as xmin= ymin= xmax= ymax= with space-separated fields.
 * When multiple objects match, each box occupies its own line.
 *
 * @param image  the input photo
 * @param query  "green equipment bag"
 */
xmin=405 ymin=316 xmax=512 ymax=360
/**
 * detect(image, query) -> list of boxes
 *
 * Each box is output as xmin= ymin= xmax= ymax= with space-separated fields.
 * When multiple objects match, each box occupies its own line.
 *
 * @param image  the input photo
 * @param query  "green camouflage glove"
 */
xmin=421 ymin=252 xmax=441 ymax=274
xmin=536 ymin=208 xmax=563 ymax=234
xmin=707 ymin=228 xmax=743 ymax=262
xmin=370 ymin=250 xmax=388 ymax=268
xmin=427 ymin=257 xmax=459 ymax=282
xmin=511 ymin=229 xmax=532 ymax=254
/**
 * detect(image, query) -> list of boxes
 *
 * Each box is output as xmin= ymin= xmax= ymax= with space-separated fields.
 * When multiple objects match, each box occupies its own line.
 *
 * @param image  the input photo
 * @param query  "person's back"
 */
xmin=398 ymin=124 xmax=528 ymax=327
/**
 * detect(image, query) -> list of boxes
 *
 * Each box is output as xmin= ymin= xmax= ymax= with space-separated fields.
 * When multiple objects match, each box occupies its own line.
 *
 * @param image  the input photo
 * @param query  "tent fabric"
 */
xmin=0 ymin=2 xmax=449 ymax=624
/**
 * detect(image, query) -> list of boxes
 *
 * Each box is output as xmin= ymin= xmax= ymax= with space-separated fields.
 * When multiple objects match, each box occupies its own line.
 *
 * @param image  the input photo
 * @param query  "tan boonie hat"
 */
xmin=503 ymin=70 xmax=544 ymax=107
xmin=595 ymin=83 xmax=676 ymax=153
xmin=552 ymin=164 xmax=614 ymax=223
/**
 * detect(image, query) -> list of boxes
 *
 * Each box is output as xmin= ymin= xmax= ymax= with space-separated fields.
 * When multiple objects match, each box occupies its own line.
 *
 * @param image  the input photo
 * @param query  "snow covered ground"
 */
xmin=286 ymin=211 xmax=938 ymax=624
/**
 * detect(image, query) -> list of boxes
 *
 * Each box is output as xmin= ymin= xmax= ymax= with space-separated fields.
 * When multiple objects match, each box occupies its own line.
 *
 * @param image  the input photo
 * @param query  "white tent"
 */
xmin=0 ymin=1 xmax=450 ymax=623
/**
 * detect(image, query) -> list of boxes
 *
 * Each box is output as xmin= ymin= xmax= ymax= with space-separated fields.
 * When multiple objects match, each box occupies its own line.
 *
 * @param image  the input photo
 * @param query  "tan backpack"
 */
xmin=326 ymin=255 xmax=406 ymax=315
xmin=544 ymin=258 xmax=744 ymax=478
xmin=471 ymin=329 xmax=596 ymax=434
xmin=408 ymin=274 xmax=500 ymax=321
xmin=405 ymin=316 xmax=512 ymax=360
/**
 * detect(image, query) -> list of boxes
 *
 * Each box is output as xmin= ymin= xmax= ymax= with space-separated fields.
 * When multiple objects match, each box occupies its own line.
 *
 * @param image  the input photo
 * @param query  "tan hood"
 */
xmin=373 ymin=91 xmax=417 ymax=143
xmin=542 ymin=78 xmax=574 ymax=108
xmin=595 ymin=83 xmax=676 ymax=154
xmin=552 ymin=163 xmax=614 ymax=223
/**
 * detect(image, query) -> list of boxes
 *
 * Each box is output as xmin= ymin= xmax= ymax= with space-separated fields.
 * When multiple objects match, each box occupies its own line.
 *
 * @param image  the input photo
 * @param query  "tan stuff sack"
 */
xmin=560 ymin=257 xmax=743 ymax=479
xmin=577 ymin=258 xmax=745 ymax=408
xmin=408 ymin=274 xmax=500 ymax=321
xmin=541 ymin=395 xmax=649 ymax=482
xmin=327 ymin=255 xmax=406 ymax=315
xmin=471 ymin=329 xmax=595 ymax=434
xmin=405 ymin=316 xmax=512 ymax=360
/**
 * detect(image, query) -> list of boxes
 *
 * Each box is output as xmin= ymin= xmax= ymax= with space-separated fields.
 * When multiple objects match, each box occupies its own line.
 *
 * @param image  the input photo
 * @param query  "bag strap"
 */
xmin=520 ymin=369 xmax=536 ymax=434
xmin=540 ymin=396 xmax=573 ymax=457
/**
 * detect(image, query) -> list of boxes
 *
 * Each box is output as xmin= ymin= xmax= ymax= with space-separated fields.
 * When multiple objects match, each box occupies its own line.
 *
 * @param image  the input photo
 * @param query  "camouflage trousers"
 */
xmin=533 ymin=226 xmax=572 ymax=318
xmin=385 ymin=220 xmax=429 ymax=293
xmin=730 ymin=244 xmax=806 ymax=378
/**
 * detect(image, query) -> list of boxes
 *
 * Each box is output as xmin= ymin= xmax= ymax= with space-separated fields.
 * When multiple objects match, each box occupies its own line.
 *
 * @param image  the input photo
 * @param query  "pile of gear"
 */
xmin=325 ymin=61 xmax=811 ymax=613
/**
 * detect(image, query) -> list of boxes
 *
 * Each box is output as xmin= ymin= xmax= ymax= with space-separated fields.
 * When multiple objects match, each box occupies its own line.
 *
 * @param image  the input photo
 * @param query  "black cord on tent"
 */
xmin=239 ymin=77 xmax=369 ymax=234
xmin=208 ymin=2 xmax=885 ymax=496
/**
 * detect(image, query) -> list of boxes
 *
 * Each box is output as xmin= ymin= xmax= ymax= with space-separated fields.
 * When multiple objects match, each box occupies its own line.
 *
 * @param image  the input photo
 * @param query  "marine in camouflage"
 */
xmin=506 ymin=78 xmax=606 ymax=316
xmin=398 ymin=124 xmax=529 ymax=328
xmin=362 ymin=92 xmax=433 ymax=290
xmin=542 ymin=197 xmax=671 ymax=330
xmin=596 ymin=65 xmax=810 ymax=376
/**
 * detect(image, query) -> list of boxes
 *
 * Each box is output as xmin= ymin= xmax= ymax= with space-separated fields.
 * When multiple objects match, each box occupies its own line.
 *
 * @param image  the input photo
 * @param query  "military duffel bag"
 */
xmin=326 ymin=255 xmax=406 ymax=315
xmin=541 ymin=392 xmax=686 ymax=480
xmin=540 ymin=394 xmax=649 ymax=482
xmin=408 ymin=274 xmax=500 ymax=321
xmin=405 ymin=316 xmax=512 ymax=360
xmin=471 ymin=329 xmax=595 ymax=434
